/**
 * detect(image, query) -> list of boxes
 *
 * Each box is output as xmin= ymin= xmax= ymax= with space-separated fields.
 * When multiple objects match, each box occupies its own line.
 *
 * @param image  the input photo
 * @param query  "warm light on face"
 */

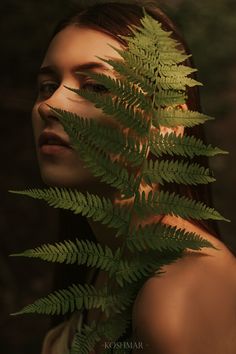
xmin=32 ymin=25 xmax=123 ymax=190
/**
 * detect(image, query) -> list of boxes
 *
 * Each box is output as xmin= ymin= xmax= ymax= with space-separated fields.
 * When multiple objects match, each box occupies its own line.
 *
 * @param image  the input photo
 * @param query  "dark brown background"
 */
xmin=1 ymin=0 xmax=236 ymax=353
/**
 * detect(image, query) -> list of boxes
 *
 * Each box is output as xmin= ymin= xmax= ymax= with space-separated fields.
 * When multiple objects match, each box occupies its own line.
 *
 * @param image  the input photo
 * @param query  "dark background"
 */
xmin=1 ymin=0 xmax=236 ymax=353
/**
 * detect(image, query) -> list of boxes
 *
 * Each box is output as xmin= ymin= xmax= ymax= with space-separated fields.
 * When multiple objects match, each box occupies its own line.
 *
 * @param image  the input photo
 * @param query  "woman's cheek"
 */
xmin=73 ymin=100 xmax=103 ymax=119
xmin=31 ymin=105 xmax=41 ymax=140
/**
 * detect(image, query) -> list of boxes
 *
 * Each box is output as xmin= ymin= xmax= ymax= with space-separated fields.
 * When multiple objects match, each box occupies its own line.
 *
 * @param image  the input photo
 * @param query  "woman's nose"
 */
xmin=37 ymin=84 xmax=83 ymax=123
xmin=38 ymin=102 xmax=59 ymax=123
xmin=37 ymin=84 xmax=66 ymax=123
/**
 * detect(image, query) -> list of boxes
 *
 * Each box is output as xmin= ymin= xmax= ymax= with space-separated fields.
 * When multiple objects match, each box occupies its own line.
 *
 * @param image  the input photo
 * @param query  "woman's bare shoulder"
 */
xmin=132 ymin=224 xmax=236 ymax=353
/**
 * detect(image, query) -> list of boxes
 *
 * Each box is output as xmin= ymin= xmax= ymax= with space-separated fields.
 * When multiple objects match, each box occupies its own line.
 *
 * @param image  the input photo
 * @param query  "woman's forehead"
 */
xmin=42 ymin=25 xmax=123 ymax=69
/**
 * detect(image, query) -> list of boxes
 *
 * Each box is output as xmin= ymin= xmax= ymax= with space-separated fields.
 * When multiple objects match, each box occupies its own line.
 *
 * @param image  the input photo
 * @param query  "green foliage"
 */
xmin=152 ymin=108 xmax=214 ymax=128
xmin=12 ymin=282 xmax=135 ymax=317
xmin=125 ymin=223 xmax=217 ymax=252
xmin=142 ymin=159 xmax=215 ymax=185
xmin=134 ymin=190 xmax=229 ymax=221
xmin=149 ymin=132 xmax=228 ymax=158
xmin=163 ymin=0 xmax=236 ymax=114
xmin=10 ymin=188 xmax=130 ymax=232
xmin=10 ymin=9 xmax=229 ymax=354
xmin=11 ymin=239 xmax=121 ymax=272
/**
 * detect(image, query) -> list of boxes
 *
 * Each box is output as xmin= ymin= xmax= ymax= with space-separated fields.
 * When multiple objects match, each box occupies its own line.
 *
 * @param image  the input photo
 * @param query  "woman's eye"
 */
xmin=38 ymin=82 xmax=59 ymax=99
xmin=83 ymin=82 xmax=109 ymax=94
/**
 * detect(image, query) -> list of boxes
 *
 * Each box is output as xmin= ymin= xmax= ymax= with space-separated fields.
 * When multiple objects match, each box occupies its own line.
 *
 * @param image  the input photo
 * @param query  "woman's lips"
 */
xmin=38 ymin=131 xmax=72 ymax=155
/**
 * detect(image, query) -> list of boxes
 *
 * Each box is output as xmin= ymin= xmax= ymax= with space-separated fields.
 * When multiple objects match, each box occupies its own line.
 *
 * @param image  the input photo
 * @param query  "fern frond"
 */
xmin=126 ymin=223 xmax=216 ymax=252
xmin=142 ymin=159 xmax=215 ymax=185
xmin=153 ymin=108 xmax=214 ymax=128
xmin=65 ymin=88 xmax=150 ymax=136
xmin=150 ymin=132 xmax=228 ymax=158
xmin=11 ymin=239 xmax=122 ymax=272
xmin=12 ymin=283 xmax=135 ymax=317
xmin=12 ymin=283 xmax=109 ymax=316
xmin=9 ymin=188 xmax=130 ymax=231
xmin=134 ymin=190 xmax=229 ymax=222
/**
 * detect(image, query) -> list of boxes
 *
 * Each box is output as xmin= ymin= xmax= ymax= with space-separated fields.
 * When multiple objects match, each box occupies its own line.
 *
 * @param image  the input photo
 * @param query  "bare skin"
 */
xmin=131 ymin=220 xmax=236 ymax=354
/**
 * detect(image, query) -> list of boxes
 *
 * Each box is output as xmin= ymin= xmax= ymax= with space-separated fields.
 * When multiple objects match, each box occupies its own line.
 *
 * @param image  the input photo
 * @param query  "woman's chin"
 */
xmin=40 ymin=170 xmax=93 ymax=190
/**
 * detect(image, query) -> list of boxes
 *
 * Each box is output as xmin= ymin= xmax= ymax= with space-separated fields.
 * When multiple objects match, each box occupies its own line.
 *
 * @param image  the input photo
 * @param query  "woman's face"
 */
xmin=32 ymin=25 xmax=123 ymax=190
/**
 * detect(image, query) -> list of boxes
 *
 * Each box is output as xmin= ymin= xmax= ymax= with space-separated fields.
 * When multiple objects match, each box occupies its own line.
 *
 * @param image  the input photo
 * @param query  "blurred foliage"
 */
xmin=159 ymin=0 xmax=236 ymax=116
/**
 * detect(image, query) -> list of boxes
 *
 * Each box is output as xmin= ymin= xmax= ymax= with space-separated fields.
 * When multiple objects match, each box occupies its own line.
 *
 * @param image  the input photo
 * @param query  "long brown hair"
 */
xmin=51 ymin=2 xmax=221 ymax=239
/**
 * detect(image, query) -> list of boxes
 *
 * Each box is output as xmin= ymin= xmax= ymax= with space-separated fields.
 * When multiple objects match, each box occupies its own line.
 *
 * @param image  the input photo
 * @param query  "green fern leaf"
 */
xmin=9 ymin=188 xmax=130 ymax=231
xmin=11 ymin=284 xmax=110 ymax=316
xmin=150 ymin=132 xmax=228 ymax=158
xmin=11 ymin=239 xmax=122 ymax=273
xmin=153 ymin=108 xmax=214 ymax=128
xmin=134 ymin=190 xmax=229 ymax=222
xmin=126 ymin=223 xmax=216 ymax=252
xmin=11 ymin=283 xmax=135 ymax=317
xmin=142 ymin=159 xmax=215 ymax=185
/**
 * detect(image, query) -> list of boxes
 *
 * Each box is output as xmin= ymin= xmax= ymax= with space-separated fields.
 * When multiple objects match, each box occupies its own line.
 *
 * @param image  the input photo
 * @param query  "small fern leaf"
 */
xmin=150 ymin=132 xmax=228 ymax=158
xmin=142 ymin=159 xmax=215 ymax=185
xmin=126 ymin=223 xmax=216 ymax=252
xmin=153 ymin=108 xmax=214 ymax=128
xmin=9 ymin=188 xmax=130 ymax=231
xmin=134 ymin=190 xmax=230 ymax=222
xmin=11 ymin=283 xmax=106 ymax=316
xmin=11 ymin=283 xmax=133 ymax=316
xmin=11 ymin=239 xmax=122 ymax=273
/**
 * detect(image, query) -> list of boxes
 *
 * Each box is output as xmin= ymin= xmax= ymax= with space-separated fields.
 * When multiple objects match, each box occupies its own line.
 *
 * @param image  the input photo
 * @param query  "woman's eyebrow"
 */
xmin=37 ymin=65 xmax=58 ymax=78
xmin=72 ymin=61 xmax=112 ymax=73
xmin=37 ymin=61 xmax=120 ymax=79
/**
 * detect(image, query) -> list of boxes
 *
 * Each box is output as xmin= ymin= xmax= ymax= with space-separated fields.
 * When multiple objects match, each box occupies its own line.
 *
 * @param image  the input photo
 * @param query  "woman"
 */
xmin=31 ymin=2 xmax=236 ymax=353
